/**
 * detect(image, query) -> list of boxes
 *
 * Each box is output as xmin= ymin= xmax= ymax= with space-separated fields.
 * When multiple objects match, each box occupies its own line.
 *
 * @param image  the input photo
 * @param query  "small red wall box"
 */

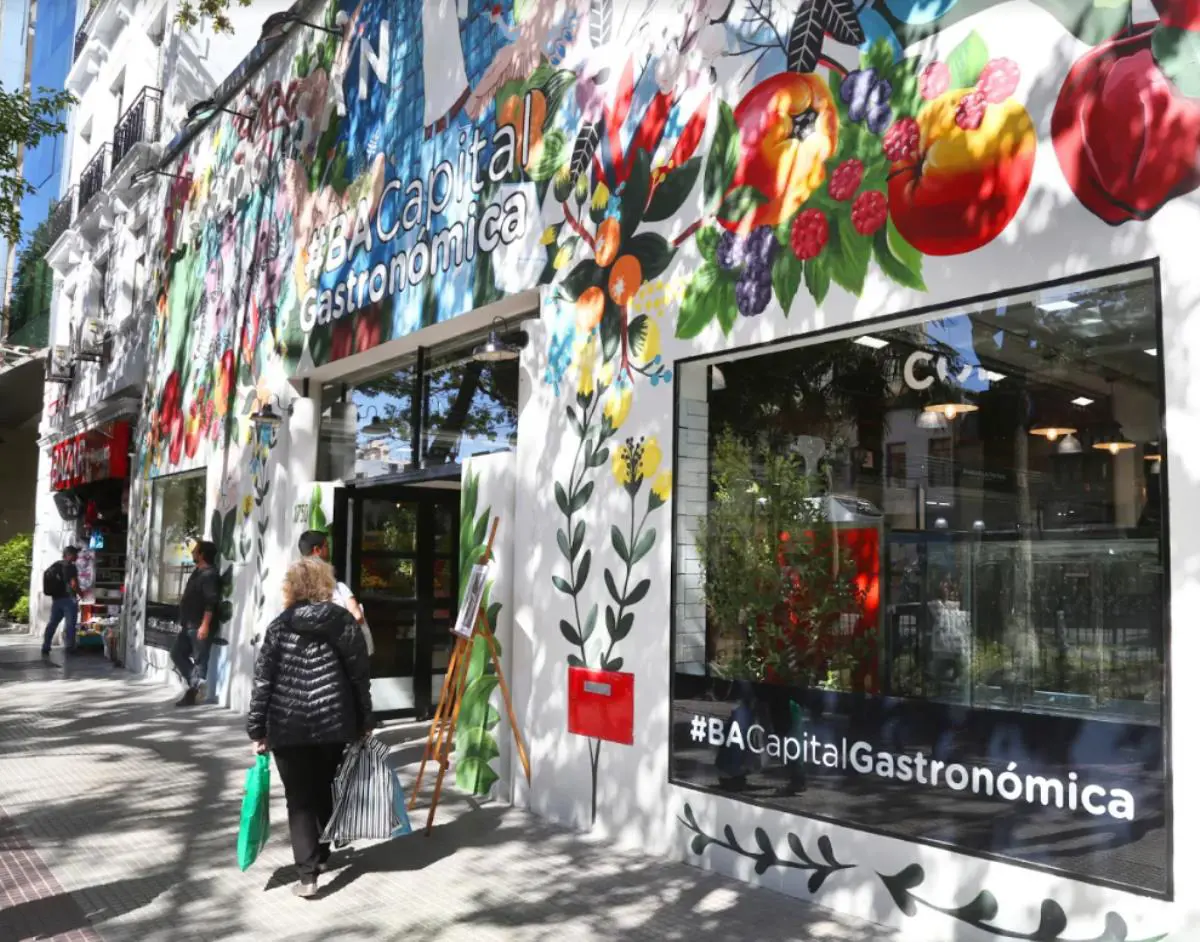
xmin=568 ymin=667 xmax=634 ymax=745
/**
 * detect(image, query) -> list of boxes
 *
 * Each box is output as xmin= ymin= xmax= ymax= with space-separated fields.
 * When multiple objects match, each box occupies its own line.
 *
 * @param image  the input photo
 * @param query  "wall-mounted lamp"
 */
xmin=260 ymin=10 xmax=342 ymax=41
xmin=187 ymin=99 xmax=253 ymax=123
xmin=131 ymin=168 xmax=189 ymax=186
xmin=472 ymin=316 xmax=526 ymax=363
xmin=250 ymin=396 xmax=293 ymax=428
xmin=359 ymin=406 xmax=391 ymax=436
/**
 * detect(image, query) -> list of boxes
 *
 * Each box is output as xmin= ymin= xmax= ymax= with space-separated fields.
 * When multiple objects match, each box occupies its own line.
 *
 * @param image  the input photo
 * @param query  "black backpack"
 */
xmin=42 ymin=562 xmax=66 ymax=597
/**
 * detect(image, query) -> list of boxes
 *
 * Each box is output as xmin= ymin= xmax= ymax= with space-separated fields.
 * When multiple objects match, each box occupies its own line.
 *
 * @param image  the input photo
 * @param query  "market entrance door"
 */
xmin=340 ymin=483 xmax=459 ymax=719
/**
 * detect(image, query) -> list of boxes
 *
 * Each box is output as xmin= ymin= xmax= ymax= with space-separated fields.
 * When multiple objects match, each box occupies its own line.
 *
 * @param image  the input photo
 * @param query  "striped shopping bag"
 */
xmin=322 ymin=737 xmax=401 ymax=844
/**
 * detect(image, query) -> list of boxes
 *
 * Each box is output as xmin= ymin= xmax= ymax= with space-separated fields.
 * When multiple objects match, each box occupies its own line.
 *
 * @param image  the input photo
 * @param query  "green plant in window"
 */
xmin=698 ymin=431 xmax=872 ymax=689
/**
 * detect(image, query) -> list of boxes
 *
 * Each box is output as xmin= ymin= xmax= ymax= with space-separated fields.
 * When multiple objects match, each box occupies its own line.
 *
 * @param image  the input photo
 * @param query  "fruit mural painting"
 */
xmin=1053 ymin=21 xmax=1200 ymax=225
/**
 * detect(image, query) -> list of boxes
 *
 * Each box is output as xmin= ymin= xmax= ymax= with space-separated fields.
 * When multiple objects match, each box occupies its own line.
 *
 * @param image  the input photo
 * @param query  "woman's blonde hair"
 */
xmin=282 ymin=557 xmax=336 ymax=608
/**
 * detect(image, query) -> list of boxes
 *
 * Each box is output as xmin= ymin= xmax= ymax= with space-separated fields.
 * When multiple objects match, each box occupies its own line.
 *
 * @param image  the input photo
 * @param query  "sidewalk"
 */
xmin=0 ymin=628 xmax=897 ymax=942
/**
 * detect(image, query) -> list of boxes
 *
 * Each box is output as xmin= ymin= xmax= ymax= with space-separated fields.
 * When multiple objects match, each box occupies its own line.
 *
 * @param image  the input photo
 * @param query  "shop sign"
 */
xmin=51 ymin=421 xmax=131 ymax=491
xmin=903 ymin=351 xmax=1003 ymax=391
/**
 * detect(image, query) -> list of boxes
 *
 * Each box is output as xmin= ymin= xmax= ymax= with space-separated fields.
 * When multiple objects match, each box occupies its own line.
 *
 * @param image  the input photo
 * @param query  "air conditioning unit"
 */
xmin=46 ymin=345 xmax=75 ymax=384
xmin=75 ymin=317 xmax=109 ymax=362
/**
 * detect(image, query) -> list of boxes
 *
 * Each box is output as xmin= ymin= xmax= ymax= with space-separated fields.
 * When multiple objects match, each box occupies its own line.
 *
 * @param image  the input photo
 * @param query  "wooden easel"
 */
xmin=408 ymin=516 xmax=531 ymax=835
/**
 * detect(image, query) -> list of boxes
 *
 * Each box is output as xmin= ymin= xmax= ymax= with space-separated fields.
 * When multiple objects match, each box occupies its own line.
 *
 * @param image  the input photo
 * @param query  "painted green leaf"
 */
xmin=624 ymin=232 xmax=675 ymax=282
xmin=599 ymin=294 xmax=622 ymax=361
xmin=455 ymin=752 xmax=501 ymax=795
xmin=628 ymin=314 xmax=651 ymax=359
xmin=696 ymin=225 xmax=719 ymax=264
xmin=604 ymin=568 xmax=622 ymax=604
xmin=560 ymin=259 xmax=602 ymax=300
xmin=631 ymin=529 xmax=656 ymax=564
xmin=620 ymin=149 xmax=652 ymax=244
xmin=575 ymin=549 xmax=592 ymax=591
xmin=570 ymin=481 xmax=594 ymax=514
xmin=456 ymin=675 xmax=499 ymax=730
xmin=873 ymin=227 xmax=925 ymax=291
xmin=805 ymin=253 xmax=831 ymax=305
xmin=1152 ymin=25 xmax=1200 ymax=99
xmin=713 ymin=273 xmax=739 ymax=335
xmin=946 ymin=30 xmax=989 ymax=89
xmin=612 ymin=611 xmax=635 ymax=641
xmin=219 ymin=600 xmax=233 ymax=624
xmin=528 ymin=128 xmax=568 ymax=182
xmin=703 ymin=101 xmax=739 ymax=212
xmin=555 ymin=482 xmax=570 ymax=516
xmin=862 ymin=38 xmax=894 ymax=77
xmin=222 ymin=508 xmax=237 ymax=561
xmin=644 ymin=156 xmax=702 ymax=222
xmin=611 ymin=526 xmax=631 ymax=563
xmin=210 ymin=509 xmax=222 ymax=552
xmin=878 ymin=863 xmax=925 ymax=917
xmin=553 ymin=575 xmax=575 ymax=596
xmin=717 ymin=185 xmax=768 ymax=223
xmin=571 ymin=520 xmax=585 ymax=556
xmin=606 ymin=656 xmax=624 ymax=671
xmin=556 ymin=528 xmax=572 ymax=560
xmin=827 ymin=215 xmax=871 ymax=295
xmin=568 ymin=653 xmax=586 ymax=667
xmin=676 ymin=261 xmax=721 ymax=339
xmin=560 ymin=619 xmax=583 ymax=645
xmin=582 ymin=604 xmax=598 ymax=643
xmin=772 ymin=253 xmax=804 ymax=315
xmin=625 ymin=579 xmax=651 ymax=606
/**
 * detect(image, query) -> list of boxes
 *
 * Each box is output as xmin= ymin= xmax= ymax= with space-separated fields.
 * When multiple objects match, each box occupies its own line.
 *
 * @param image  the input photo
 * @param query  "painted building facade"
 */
xmin=116 ymin=0 xmax=1197 ymax=937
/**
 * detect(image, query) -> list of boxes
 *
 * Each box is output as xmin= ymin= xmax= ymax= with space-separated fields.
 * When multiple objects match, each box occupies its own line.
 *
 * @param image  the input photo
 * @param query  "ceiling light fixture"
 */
xmin=917 ymin=409 xmax=948 ymax=430
xmin=360 ymin=407 xmax=391 ymax=437
xmin=1037 ymin=299 xmax=1079 ymax=314
xmin=854 ymin=335 xmax=888 ymax=350
xmin=472 ymin=316 xmax=523 ymax=363
xmin=1071 ymin=396 xmax=1094 ymax=407
xmin=1056 ymin=433 xmax=1083 ymax=455
xmin=1092 ymin=422 xmax=1136 ymax=455
xmin=1144 ymin=348 xmax=1158 ymax=357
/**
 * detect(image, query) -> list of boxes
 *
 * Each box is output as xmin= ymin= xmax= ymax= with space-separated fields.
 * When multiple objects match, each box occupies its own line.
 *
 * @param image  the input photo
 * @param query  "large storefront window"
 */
xmin=670 ymin=265 xmax=1169 ymax=896
xmin=317 ymin=328 xmax=519 ymax=481
xmin=147 ymin=471 xmax=206 ymax=606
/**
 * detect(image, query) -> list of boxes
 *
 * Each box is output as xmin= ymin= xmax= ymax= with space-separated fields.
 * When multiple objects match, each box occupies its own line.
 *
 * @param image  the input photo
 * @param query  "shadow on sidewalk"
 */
xmin=0 ymin=872 xmax=172 ymax=939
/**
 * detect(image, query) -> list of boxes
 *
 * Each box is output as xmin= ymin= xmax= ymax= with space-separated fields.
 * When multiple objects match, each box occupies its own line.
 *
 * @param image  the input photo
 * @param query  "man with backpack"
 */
xmin=41 ymin=546 xmax=81 ymax=658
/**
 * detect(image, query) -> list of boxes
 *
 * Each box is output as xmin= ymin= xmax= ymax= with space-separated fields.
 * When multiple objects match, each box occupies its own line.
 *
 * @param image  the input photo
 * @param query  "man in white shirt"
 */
xmin=297 ymin=530 xmax=374 ymax=656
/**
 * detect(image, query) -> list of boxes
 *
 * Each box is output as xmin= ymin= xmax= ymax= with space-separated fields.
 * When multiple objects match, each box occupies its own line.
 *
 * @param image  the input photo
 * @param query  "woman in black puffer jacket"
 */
xmin=248 ymin=557 xmax=372 ymax=896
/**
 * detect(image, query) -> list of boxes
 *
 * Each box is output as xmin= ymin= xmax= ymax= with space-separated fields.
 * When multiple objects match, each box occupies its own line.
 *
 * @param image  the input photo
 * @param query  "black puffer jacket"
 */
xmin=247 ymin=601 xmax=373 ymax=748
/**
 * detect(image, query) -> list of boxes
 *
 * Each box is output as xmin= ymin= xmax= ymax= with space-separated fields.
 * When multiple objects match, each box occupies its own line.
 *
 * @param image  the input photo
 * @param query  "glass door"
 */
xmin=350 ymin=486 xmax=459 ymax=718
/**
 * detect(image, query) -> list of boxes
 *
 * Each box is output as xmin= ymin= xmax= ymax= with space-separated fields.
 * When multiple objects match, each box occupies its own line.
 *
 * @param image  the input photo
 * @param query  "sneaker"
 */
xmin=174 ymin=688 xmax=200 ymax=708
xmin=293 ymin=879 xmax=319 ymax=899
xmin=196 ymin=681 xmax=207 ymax=702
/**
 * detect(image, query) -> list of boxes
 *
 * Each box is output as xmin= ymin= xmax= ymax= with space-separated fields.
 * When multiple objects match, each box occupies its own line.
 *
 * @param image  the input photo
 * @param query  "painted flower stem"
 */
xmin=602 ymin=498 xmax=651 ymax=667
xmin=562 ymin=200 xmax=597 ymax=251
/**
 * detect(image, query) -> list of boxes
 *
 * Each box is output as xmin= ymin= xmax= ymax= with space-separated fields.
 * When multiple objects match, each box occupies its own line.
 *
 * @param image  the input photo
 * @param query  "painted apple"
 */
xmin=1152 ymin=0 xmax=1200 ymax=31
xmin=1052 ymin=26 xmax=1200 ymax=226
xmin=722 ymin=72 xmax=838 ymax=232
xmin=889 ymin=89 xmax=1036 ymax=255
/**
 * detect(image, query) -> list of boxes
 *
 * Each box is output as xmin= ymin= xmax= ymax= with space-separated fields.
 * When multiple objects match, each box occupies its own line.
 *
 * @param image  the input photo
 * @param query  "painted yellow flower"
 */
xmin=242 ymin=494 xmax=253 ymax=518
xmin=651 ymin=471 xmax=672 ymax=503
xmin=640 ymin=437 xmax=662 ymax=479
xmin=592 ymin=181 xmax=610 ymax=212
xmin=598 ymin=360 xmax=615 ymax=388
xmin=553 ymin=244 xmax=573 ymax=269
xmin=612 ymin=445 xmax=632 ymax=487
xmin=578 ymin=354 xmax=595 ymax=398
xmin=603 ymin=386 xmax=632 ymax=430
xmin=637 ymin=319 xmax=661 ymax=365
xmin=540 ymin=225 xmax=558 ymax=246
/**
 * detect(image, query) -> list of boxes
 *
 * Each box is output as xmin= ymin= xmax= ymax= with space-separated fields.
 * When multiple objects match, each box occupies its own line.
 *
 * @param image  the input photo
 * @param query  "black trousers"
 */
xmin=273 ymin=744 xmax=345 ymax=880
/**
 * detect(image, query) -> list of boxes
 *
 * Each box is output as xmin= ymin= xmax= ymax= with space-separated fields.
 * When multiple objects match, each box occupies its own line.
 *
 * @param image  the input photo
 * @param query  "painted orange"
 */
xmin=575 ymin=286 xmax=606 ymax=332
xmin=498 ymin=89 xmax=548 ymax=171
xmin=608 ymin=255 xmax=642 ymax=306
xmin=595 ymin=217 xmax=621 ymax=268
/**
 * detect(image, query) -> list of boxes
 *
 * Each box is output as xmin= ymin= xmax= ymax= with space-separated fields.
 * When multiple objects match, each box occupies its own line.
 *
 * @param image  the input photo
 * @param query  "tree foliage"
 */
xmin=0 ymin=85 xmax=74 ymax=246
xmin=175 ymin=0 xmax=252 ymax=34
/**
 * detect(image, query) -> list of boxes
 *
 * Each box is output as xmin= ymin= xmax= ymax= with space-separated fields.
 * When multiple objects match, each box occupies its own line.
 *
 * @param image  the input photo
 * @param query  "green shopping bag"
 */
xmin=237 ymin=754 xmax=271 ymax=871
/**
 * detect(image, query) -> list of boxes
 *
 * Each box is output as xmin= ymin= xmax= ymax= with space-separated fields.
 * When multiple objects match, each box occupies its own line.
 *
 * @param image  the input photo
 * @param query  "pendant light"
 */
xmin=1091 ymin=421 xmax=1135 ymax=455
xmin=472 ymin=316 xmax=521 ymax=363
xmin=917 ymin=409 xmax=948 ymax=430
xmin=1029 ymin=396 xmax=1078 ymax=443
xmin=360 ymin=406 xmax=391 ymax=437
xmin=1056 ymin=433 xmax=1083 ymax=455
xmin=923 ymin=395 xmax=978 ymax=422
xmin=1144 ymin=441 xmax=1163 ymax=471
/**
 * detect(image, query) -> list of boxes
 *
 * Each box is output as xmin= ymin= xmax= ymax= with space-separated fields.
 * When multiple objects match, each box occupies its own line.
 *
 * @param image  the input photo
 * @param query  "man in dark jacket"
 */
xmin=41 ymin=546 xmax=80 ymax=658
xmin=248 ymin=557 xmax=372 ymax=897
xmin=171 ymin=540 xmax=221 ymax=707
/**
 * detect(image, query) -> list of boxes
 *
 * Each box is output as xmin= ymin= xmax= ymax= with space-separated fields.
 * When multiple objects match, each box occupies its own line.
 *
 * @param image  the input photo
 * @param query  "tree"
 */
xmin=175 ymin=0 xmax=251 ymax=33
xmin=0 ymin=85 xmax=74 ymax=246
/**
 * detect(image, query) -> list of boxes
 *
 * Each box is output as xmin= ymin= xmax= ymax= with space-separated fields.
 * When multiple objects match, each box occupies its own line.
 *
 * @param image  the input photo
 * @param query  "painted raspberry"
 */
xmin=716 ymin=230 xmax=748 ymax=271
xmin=977 ymin=58 xmax=1020 ymax=104
xmin=883 ymin=117 xmax=921 ymax=162
xmin=790 ymin=209 xmax=829 ymax=260
xmin=735 ymin=271 xmax=771 ymax=316
xmin=955 ymin=90 xmax=987 ymax=130
xmin=920 ymin=62 xmax=950 ymax=101
xmin=851 ymin=191 xmax=888 ymax=236
xmin=829 ymin=159 xmax=865 ymax=201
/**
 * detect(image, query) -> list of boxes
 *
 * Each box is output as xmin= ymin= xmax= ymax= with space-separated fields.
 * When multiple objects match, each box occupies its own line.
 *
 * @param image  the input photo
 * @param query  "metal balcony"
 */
xmin=78 ymin=145 xmax=111 ymax=213
xmin=46 ymin=188 xmax=77 ymax=246
xmin=112 ymin=87 xmax=163 ymax=168
xmin=72 ymin=0 xmax=102 ymax=61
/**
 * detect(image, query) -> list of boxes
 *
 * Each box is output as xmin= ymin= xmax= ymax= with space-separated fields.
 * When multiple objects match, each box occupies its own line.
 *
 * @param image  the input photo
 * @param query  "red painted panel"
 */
xmin=568 ymin=667 xmax=634 ymax=746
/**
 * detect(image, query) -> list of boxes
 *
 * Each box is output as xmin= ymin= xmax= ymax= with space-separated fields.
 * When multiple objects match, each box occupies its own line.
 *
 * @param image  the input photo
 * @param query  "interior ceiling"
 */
xmin=0 ymin=357 xmax=46 ymax=429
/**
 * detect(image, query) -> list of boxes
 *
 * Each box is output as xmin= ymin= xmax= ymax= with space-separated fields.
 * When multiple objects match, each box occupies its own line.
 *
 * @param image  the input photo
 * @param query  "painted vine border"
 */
xmin=679 ymin=804 xmax=1167 ymax=942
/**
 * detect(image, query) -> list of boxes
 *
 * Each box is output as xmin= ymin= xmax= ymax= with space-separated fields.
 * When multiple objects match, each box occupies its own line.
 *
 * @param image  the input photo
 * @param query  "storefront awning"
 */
xmin=0 ymin=351 xmax=46 ymax=429
xmin=39 ymin=395 xmax=141 ymax=448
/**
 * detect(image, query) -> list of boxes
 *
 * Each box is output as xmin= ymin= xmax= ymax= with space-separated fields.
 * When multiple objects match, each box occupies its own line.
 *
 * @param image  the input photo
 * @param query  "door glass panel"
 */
xmin=433 ymin=557 xmax=453 ymax=599
xmin=422 ymin=344 xmax=519 ymax=466
xmin=433 ymin=504 xmax=456 ymax=553
xmin=362 ymin=500 xmax=418 ymax=552
xmin=360 ymin=557 xmax=416 ymax=597
xmin=367 ymin=606 xmax=415 ymax=679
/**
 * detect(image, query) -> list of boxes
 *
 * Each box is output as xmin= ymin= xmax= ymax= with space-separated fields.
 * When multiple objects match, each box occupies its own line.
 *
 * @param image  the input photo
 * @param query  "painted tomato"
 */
xmin=159 ymin=370 xmax=182 ymax=437
xmin=889 ymin=88 xmax=1036 ymax=255
xmin=168 ymin=409 xmax=185 ymax=466
xmin=1052 ymin=26 xmax=1200 ymax=225
xmin=722 ymin=72 xmax=839 ymax=232
xmin=1152 ymin=0 xmax=1200 ymax=30
xmin=215 ymin=349 xmax=235 ymax=417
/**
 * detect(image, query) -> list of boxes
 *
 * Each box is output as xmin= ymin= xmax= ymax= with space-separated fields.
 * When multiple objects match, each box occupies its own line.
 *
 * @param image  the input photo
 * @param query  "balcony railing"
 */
xmin=46 ymin=188 xmax=77 ymax=245
xmin=73 ymin=0 xmax=103 ymax=60
xmin=78 ymin=145 xmax=111 ymax=213
xmin=112 ymin=87 xmax=163 ymax=168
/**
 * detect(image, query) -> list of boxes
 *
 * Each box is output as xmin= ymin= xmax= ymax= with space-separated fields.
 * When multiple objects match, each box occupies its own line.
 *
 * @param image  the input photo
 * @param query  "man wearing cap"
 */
xmin=41 ymin=546 xmax=81 ymax=658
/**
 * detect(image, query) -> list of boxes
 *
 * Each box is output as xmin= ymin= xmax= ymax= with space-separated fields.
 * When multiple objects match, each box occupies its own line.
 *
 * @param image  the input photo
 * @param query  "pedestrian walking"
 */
xmin=247 ymin=557 xmax=373 ymax=898
xmin=170 ymin=540 xmax=221 ymax=707
xmin=41 ymin=546 xmax=81 ymax=658
xmin=298 ymin=529 xmax=374 ymax=655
